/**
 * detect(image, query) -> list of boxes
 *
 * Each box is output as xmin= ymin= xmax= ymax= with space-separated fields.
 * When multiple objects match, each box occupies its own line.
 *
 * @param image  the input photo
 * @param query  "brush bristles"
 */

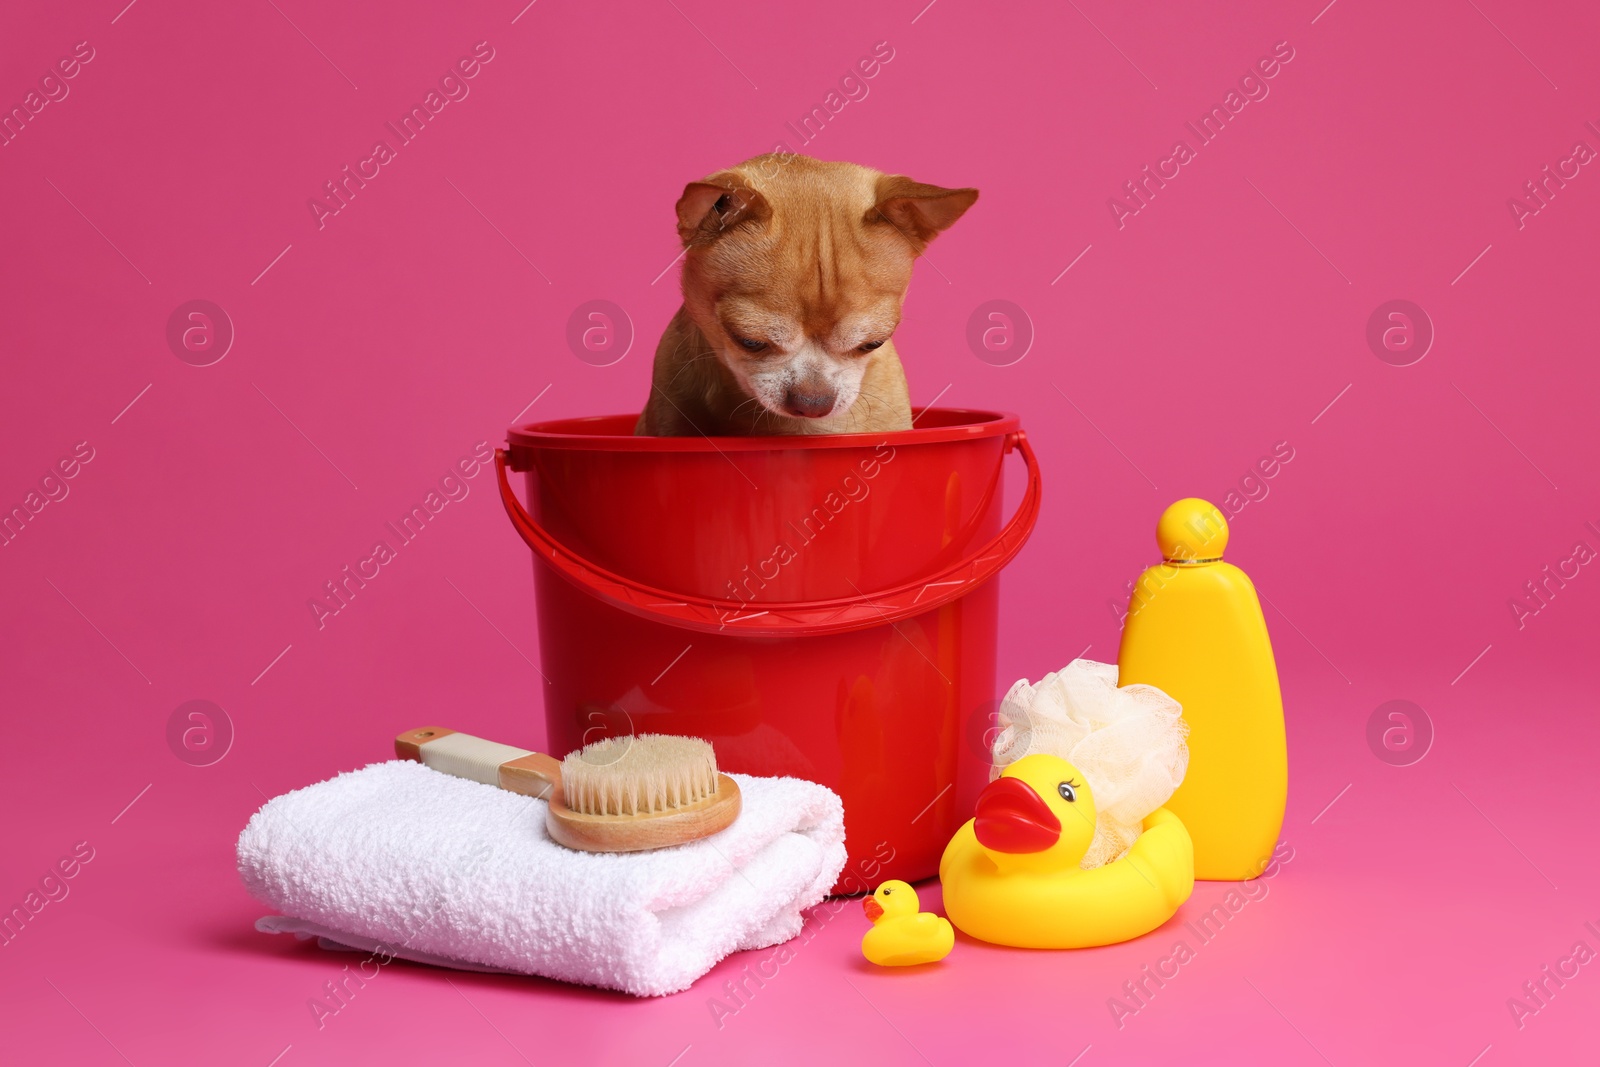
xmin=560 ymin=735 xmax=719 ymax=817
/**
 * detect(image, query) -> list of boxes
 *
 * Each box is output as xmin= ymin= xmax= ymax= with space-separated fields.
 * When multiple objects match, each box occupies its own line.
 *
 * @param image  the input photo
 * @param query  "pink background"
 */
xmin=3 ymin=0 xmax=1598 ymax=1063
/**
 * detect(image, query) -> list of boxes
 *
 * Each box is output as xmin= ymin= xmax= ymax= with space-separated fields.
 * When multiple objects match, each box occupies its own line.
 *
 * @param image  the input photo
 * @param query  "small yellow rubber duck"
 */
xmin=860 ymin=880 xmax=955 ymax=966
xmin=940 ymin=754 xmax=1194 ymax=948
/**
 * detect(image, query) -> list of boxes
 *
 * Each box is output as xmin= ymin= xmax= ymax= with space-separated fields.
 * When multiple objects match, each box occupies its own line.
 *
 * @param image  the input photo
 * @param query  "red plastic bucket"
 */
xmin=497 ymin=409 xmax=1040 ymax=891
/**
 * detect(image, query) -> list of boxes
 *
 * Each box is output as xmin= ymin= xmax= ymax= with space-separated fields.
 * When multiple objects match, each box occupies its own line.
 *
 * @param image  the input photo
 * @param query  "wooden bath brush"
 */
xmin=395 ymin=727 xmax=741 ymax=852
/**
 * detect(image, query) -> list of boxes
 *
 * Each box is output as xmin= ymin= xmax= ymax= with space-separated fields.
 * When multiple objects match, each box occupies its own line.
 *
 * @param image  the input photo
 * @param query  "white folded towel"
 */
xmin=237 ymin=759 xmax=846 ymax=997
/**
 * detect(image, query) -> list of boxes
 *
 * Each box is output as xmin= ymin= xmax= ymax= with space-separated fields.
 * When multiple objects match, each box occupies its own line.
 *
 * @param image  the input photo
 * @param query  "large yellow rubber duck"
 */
xmin=940 ymin=754 xmax=1194 ymax=948
xmin=860 ymin=880 xmax=954 ymax=966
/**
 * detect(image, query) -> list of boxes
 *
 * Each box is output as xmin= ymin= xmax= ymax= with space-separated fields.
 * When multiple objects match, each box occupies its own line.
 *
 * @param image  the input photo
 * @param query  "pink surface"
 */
xmin=2 ymin=0 xmax=1597 ymax=1063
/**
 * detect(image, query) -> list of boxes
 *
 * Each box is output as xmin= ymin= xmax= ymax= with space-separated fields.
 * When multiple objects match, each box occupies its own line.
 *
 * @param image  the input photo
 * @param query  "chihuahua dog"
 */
xmin=636 ymin=155 xmax=977 ymax=436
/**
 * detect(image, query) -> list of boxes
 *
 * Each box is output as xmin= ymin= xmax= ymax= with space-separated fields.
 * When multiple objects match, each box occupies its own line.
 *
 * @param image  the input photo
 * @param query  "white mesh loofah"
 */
xmin=991 ymin=659 xmax=1189 ymax=869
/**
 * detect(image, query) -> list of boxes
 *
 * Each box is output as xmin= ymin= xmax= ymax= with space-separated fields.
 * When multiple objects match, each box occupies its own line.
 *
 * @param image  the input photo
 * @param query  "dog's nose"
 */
xmin=782 ymin=389 xmax=836 ymax=419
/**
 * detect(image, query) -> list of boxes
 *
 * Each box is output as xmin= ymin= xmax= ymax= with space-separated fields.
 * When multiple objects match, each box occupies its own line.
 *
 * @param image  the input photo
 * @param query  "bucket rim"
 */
xmin=507 ymin=407 xmax=1020 ymax=453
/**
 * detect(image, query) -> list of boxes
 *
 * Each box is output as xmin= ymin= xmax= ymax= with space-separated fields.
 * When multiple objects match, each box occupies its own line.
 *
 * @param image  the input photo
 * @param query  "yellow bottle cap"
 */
xmin=1156 ymin=498 xmax=1228 ymax=563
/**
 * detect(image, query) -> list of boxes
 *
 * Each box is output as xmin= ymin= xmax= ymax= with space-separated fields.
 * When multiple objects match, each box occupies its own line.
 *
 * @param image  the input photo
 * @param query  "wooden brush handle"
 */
xmin=394 ymin=727 xmax=563 ymax=801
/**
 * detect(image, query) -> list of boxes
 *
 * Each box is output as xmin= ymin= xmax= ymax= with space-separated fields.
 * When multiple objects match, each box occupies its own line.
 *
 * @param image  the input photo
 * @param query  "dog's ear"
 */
xmin=869 ymin=176 xmax=978 ymax=251
xmin=676 ymin=177 xmax=769 ymax=247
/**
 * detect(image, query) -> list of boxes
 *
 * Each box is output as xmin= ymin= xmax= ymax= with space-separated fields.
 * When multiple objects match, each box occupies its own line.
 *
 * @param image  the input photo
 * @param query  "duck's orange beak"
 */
xmin=974 ymin=776 xmax=1061 ymax=853
xmin=862 ymin=897 xmax=884 ymax=922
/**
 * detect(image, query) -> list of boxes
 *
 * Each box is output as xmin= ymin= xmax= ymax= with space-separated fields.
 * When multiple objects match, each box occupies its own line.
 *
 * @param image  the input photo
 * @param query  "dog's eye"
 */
xmin=733 ymin=336 xmax=769 ymax=353
xmin=858 ymin=340 xmax=885 ymax=352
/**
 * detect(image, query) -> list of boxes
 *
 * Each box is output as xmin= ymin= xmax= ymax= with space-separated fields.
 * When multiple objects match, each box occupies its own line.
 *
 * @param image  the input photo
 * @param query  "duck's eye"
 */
xmin=1057 ymin=782 xmax=1077 ymax=802
xmin=732 ymin=335 xmax=769 ymax=353
xmin=882 ymin=888 xmax=892 ymax=895
xmin=858 ymin=340 xmax=884 ymax=352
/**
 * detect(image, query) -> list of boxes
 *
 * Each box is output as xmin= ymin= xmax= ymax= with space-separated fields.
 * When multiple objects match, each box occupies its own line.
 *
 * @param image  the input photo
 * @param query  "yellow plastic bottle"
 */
xmin=1116 ymin=498 xmax=1286 ymax=881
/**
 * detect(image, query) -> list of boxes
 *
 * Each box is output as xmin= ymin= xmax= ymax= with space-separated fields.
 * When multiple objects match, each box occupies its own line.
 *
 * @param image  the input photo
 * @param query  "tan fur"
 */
xmin=636 ymin=155 xmax=977 ymax=436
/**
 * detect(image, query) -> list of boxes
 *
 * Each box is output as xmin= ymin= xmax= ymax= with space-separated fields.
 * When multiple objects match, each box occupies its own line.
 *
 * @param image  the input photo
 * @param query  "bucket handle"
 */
xmin=495 ymin=432 xmax=1041 ymax=637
